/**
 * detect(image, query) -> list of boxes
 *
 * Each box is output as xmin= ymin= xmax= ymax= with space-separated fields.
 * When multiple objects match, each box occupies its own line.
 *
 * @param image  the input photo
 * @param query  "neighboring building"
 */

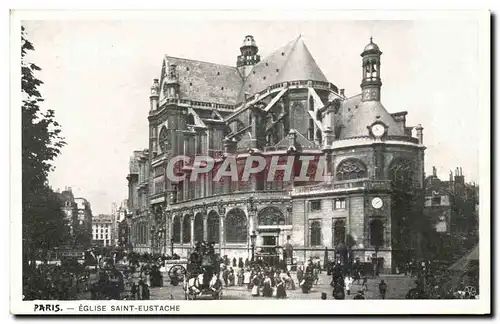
xmin=57 ymin=187 xmax=93 ymax=249
xmin=127 ymin=150 xmax=151 ymax=253
xmin=57 ymin=187 xmax=78 ymax=237
xmin=92 ymin=214 xmax=113 ymax=247
xmin=129 ymin=35 xmax=428 ymax=272
xmin=111 ymin=199 xmax=129 ymax=246
xmin=424 ymin=166 xmax=478 ymax=235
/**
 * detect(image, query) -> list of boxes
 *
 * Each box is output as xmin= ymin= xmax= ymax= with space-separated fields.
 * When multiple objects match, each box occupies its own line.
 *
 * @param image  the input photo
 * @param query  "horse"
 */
xmin=184 ymin=273 xmax=204 ymax=299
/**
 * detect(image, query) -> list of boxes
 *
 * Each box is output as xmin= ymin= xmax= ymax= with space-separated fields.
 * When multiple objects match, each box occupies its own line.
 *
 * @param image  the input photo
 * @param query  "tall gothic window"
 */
xmin=183 ymin=215 xmax=191 ymax=244
xmin=207 ymin=211 xmax=220 ymax=243
xmin=336 ymin=159 xmax=368 ymax=181
xmin=258 ymin=207 xmax=285 ymax=226
xmin=194 ymin=213 xmax=204 ymax=242
xmin=310 ymin=221 xmax=322 ymax=246
xmin=369 ymin=219 xmax=384 ymax=247
xmin=172 ymin=216 xmax=181 ymax=243
xmin=225 ymin=209 xmax=248 ymax=243
xmin=333 ymin=219 xmax=346 ymax=245
xmin=309 ymin=96 xmax=314 ymax=111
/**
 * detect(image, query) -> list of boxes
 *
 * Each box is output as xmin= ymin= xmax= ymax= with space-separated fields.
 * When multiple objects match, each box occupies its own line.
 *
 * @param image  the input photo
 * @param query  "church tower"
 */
xmin=361 ymin=37 xmax=382 ymax=102
xmin=237 ymin=35 xmax=260 ymax=78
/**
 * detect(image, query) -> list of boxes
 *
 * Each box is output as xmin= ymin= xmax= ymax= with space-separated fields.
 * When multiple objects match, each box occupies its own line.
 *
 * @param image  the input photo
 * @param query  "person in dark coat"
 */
xmin=275 ymin=276 xmax=287 ymax=299
xmin=379 ymin=280 xmax=387 ymax=299
xmin=262 ymin=275 xmax=273 ymax=297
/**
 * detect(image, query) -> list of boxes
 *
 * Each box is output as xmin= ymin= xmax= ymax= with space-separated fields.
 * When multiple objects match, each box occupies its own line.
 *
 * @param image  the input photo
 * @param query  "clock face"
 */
xmin=371 ymin=124 xmax=385 ymax=137
xmin=372 ymin=197 xmax=383 ymax=209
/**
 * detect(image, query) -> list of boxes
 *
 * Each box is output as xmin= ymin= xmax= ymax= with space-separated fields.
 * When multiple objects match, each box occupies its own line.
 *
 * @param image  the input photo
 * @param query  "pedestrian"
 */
xmin=362 ymin=276 xmax=368 ymax=292
xmin=379 ymin=280 xmax=387 ymax=299
xmin=344 ymin=274 xmax=353 ymax=296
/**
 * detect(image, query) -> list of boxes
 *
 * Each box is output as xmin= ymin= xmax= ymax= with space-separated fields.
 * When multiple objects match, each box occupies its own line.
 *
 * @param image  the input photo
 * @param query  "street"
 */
xmin=149 ymin=272 xmax=415 ymax=300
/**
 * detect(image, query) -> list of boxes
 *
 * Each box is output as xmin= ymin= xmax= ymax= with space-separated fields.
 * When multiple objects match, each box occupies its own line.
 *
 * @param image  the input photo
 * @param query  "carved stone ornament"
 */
xmin=217 ymin=201 xmax=226 ymax=216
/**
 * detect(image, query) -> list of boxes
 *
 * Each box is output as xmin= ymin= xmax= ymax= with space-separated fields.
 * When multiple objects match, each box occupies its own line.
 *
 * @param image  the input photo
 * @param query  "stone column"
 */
xmin=179 ymin=216 xmax=183 ymax=245
xmin=220 ymin=215 xmax=225 ymax=247
xmin=203 ymin=214 xmax=208 ymax=241
xmin=190 ymin=215 xmax=195 ymax=246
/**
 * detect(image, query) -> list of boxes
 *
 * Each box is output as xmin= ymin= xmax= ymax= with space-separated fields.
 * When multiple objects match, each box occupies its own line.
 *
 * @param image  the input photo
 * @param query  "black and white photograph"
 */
xmin=10 ymin=9 xmax=490 ymax=315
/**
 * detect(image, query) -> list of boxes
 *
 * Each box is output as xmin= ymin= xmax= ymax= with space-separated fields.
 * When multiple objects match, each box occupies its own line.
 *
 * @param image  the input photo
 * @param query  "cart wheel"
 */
xmin=169 ymin=265 xmax=187 ymax=281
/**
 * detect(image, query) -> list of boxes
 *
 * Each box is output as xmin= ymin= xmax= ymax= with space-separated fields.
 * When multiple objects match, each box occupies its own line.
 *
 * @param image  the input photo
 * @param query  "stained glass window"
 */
xmin=225 ymin=209 xmax=248 ymax=243
xmin=336 ymin=159 xmax=368 ymax=181
xmin=258 ymin=207 xmax=285 ymax=225
xmin=207 ymin=211 xmax=220 ymax=243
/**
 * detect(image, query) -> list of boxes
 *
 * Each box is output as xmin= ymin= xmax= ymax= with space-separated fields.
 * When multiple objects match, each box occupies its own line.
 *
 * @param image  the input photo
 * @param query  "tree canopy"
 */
xmin=22 ymin=26 xmax=69 ymax=261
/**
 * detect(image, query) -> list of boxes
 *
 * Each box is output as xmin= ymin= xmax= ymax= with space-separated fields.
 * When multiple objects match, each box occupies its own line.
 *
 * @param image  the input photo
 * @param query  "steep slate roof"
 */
xmin=340 ymin=100 xmax=404 ymax=138
xmin=237 ymin=36 xmax=329 ymax=102
xmin=163 ymin=56 xmax=242 ymax=105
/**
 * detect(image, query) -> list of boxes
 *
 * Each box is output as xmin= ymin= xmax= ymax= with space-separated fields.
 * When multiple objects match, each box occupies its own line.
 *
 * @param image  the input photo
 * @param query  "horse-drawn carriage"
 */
xmin=182 ymin=242 xmax=223 ymax=300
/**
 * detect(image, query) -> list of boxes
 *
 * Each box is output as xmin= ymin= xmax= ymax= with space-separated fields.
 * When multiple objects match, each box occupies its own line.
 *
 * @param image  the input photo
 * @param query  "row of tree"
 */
xmin=22 ymin=26 xmax=70 ymax=266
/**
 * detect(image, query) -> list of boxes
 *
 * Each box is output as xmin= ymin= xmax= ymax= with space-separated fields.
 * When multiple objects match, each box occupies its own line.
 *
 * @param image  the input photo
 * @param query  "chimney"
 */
xmin=339 ymin=89 xmax=345 ymax=97
xmin=415 ymin=124 xmax=423 ymax=144
xmin=432 ymin=166 xmax=437 ymax=177
xmin=460 ymin=167 xmax=463 ymax=176
xmin=455 ymin=167 xmax=459 ymax=177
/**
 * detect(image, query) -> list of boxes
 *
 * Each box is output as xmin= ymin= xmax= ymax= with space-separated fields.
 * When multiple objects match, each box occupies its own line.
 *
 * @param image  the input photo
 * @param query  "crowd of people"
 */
xmin=23 ymin=263 xmax=85 ymax=300
xmin=24 ymin=243 xmax=478 ymax=301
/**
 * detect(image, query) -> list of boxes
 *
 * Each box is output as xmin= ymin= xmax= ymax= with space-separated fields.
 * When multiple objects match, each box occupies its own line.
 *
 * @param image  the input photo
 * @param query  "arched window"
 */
xmin=308 ymin=119 xmax=315 ymax=140
xmin=225 ymin=208 xmax=248 ymax=243
xmin=316 ymin=129 xmax=323 ymax=146
xmin=172 ymin=215 xmax=181 ymax=243
xmin=336 ymin=159 xmax=368 ymax=181
xmin=194 ymin=213 xmax=204 ymax=242
xmin=333 ymin=220 xmax=346 ymax=245
xmin=310 ymin=221 xmax=322 ymax=246
xmin=369 ymin=219 xmax=384 ymax=247
xmin=389 ymin=158 xmax=415 ymax=186
xmin=183 ymin=215 xmax=192 ymax=244
xmin=316 ymin=110 xmax=323 ymax=122
xmin=186 ymin=113 xmax=195 ymax=125
xmin=258 ymin=207 xmax=285 ymax=226
xmin=207 ymin=211 xmax=220 ymax=243
xmin=309 ymin=96 xmax=314 ymax=111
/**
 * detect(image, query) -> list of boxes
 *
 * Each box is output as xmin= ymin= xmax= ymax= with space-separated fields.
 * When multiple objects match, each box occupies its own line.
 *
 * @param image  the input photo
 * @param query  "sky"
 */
xmin=22 ymin=17 xmax=481 ymax=215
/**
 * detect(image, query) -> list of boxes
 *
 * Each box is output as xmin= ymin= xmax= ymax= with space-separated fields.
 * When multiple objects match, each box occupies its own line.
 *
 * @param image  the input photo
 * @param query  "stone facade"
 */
xmin=128 ymin=36 xmax=427 ymax=272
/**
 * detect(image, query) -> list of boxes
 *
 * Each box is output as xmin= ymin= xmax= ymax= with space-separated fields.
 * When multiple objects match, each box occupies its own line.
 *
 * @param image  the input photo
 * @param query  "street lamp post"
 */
xmin=171 ymin=238 xmax=174 ymax=256
xmin=250 ymin=231 xmax=257 ymax=262
xmin=276 ymin=228 xmax=281 ymax=269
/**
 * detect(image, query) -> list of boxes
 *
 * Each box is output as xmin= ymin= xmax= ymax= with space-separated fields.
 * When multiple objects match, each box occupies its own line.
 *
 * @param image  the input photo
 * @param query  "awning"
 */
xmin=449 ymin=245 xmax=479 ymax=272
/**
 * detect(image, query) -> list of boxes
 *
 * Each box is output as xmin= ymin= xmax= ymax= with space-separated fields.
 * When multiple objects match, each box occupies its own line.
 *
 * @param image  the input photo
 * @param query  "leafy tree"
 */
xmin=22 ymin=26 xmax=68 ymax=264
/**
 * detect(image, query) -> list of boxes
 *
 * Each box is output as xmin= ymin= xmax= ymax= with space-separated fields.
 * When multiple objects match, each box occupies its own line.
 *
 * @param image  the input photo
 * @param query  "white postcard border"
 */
xmin=9 ymin=9 xmax=491 ymax=315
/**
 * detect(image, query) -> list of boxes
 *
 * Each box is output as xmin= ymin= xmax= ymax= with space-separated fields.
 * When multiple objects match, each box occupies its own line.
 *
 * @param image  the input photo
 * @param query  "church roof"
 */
xmin=237 ymin=36 xmax=329 ymax=102
xmin=163 ymin=56 xmax=242 ymax=105
xmin=340 ymin=100 xmax=404 ymax=139
xmin=162 ymin=36 xmax=330 ymax=106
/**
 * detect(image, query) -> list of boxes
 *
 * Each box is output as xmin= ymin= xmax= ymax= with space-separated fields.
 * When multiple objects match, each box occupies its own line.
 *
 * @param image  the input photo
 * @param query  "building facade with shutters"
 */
xmin=129 ymin=35 xmax=426 ymax=271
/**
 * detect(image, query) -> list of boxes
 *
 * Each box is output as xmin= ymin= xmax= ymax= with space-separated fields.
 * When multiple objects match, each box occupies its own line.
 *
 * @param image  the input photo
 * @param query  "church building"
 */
xmin=127 ymin=35 xmax=426 ymax=272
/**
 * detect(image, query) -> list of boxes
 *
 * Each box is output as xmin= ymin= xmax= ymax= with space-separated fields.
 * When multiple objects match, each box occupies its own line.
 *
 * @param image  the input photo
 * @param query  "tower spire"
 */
xmin=237 ymin=35 xmax=260 ymax=78
xmin=360 ymin=37 xmax=382 ymax=102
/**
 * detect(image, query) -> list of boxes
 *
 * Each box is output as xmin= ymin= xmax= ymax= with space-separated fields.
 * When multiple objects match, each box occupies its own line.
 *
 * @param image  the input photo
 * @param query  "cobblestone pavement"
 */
xmin=150 ymin=273 xmax=415 ymax=300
